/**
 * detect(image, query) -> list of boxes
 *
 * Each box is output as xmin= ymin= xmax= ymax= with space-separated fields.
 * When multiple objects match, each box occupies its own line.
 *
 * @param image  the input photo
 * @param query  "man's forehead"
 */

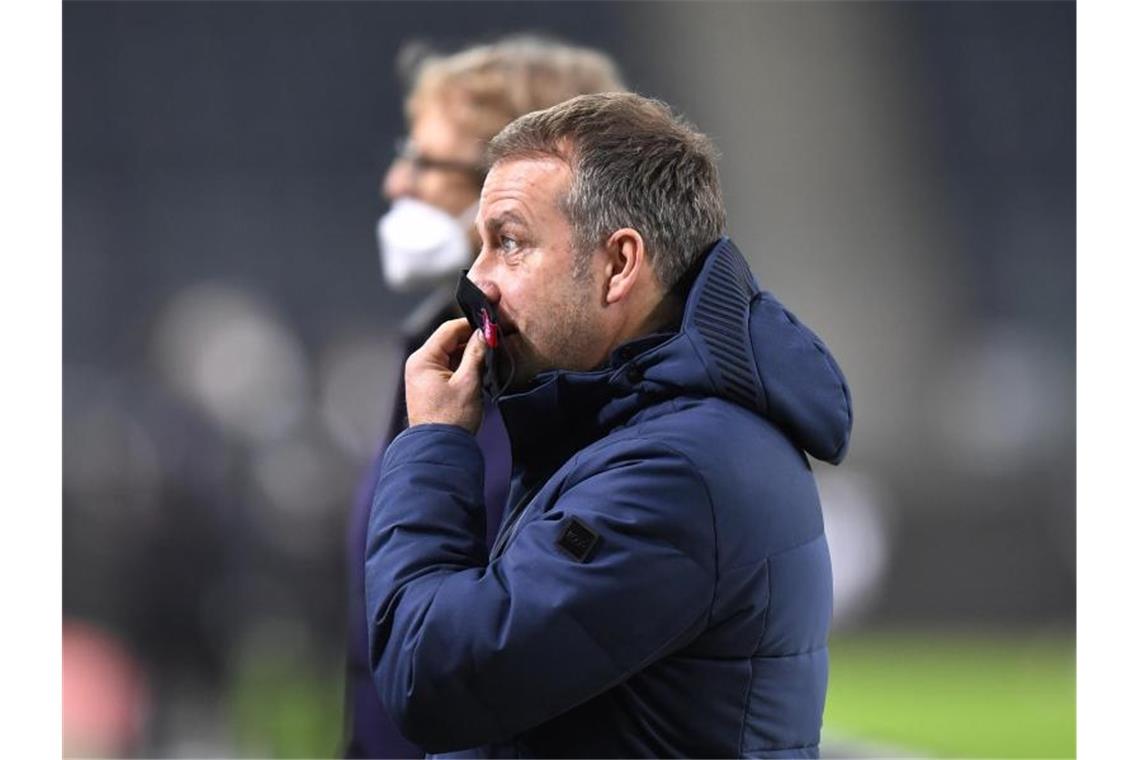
xmin=479 ymin=157 xmax=569 ymax=212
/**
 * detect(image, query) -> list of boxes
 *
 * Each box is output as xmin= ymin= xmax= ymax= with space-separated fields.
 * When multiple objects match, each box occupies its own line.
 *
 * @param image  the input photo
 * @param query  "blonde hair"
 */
xmin=404 ymin=35 xmax=626 ymax=147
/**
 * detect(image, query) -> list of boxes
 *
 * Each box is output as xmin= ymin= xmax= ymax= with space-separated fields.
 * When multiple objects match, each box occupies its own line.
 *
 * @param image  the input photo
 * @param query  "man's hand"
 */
xmin=405 ymin=317 xmax=487 ymax=434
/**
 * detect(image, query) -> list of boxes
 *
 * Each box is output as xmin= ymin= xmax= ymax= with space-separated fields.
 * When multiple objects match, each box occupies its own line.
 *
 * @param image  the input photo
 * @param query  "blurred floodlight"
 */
xmin=931 ymin=325 xmax=1071 ymax=474
xmin=64 ymin=400 xmax=162 ymax=498
xmin=63 ymin=370 xmax=162 ymax=514
xmin=249 ymin=422 xmax=352 ymax=556
xmin=252 ymin=428 xmax=345 ymax=519
xmin=152 ymin=283 xmax=309 ymax=443
xmin=317 ymin=335 xmax=400 ymax=461
xmin=817 ymin=469 xmax=891 ymax=629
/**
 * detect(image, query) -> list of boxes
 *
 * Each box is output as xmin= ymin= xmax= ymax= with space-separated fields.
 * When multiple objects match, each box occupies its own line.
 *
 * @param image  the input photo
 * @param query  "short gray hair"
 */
xmin=486 ymin=92 xmax=727 ymax=289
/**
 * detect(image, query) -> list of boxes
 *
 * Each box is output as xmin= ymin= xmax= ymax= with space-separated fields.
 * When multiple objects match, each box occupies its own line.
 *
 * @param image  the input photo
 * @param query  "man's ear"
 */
xmin=602 ymin=228 xmax=646 ymax=305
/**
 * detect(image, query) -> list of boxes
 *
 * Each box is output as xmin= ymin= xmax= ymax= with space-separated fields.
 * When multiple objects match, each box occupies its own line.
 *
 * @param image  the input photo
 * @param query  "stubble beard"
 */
xmin=508 ymin=269 xmax=601 ymax=387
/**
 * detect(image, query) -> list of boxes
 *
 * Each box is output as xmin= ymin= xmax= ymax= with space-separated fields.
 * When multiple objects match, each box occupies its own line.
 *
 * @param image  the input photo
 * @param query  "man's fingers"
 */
xmin=453 ymin=327 xmax=487 ymax=386
xmin=413 ymin=318 xmax=476 ymax=368
xmin=423 ymin=318 xmax=477 ymax=359
xmin=404 ymin=316 xmax=486 ymax=433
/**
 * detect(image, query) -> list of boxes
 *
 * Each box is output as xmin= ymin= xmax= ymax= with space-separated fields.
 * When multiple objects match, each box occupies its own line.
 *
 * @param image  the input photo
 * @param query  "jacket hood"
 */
xmin=498 ymin=238 xmax=852 ymax=471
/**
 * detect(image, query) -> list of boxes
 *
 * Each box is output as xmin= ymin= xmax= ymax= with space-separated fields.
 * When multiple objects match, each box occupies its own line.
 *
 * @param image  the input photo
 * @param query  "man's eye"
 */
xmin=501 ymin=236 xmax=520 ymax=253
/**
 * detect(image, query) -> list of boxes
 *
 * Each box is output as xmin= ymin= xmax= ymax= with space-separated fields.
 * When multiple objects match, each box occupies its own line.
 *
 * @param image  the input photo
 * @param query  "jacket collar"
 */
xmin=496 ymin=236 xmax=853 ymax=478
xmin=494 ymin=239 xmax=726 ymax=477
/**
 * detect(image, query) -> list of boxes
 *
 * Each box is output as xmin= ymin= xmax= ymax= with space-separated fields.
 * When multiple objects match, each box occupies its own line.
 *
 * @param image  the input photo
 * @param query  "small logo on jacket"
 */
xmin=556 ymin=518 xmax=600 ymax=562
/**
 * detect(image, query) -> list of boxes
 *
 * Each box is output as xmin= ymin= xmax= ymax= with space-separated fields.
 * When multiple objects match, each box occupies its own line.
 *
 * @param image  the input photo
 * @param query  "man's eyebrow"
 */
xmin=483 ymin=210 xmax=528 ymax=231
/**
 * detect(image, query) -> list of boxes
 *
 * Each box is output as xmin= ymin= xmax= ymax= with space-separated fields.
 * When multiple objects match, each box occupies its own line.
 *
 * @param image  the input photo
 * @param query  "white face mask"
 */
xmin=376 ymin=198 xmax=478 ymax=292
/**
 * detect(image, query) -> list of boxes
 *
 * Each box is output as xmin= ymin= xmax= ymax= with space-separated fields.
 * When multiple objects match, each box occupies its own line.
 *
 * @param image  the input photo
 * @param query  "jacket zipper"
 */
xmin=489 ymin=482 xmax=546 ymax=560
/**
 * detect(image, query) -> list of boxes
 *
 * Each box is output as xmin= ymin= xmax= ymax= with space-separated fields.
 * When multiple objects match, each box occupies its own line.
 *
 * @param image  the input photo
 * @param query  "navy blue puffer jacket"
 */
xmin=366 ymin=238 xmax=853 ymax=758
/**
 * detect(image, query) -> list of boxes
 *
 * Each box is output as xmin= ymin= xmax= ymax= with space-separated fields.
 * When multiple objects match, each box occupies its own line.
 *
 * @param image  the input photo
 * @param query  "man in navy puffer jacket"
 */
xmin=366 ymin=92 xmax=852 ymax=758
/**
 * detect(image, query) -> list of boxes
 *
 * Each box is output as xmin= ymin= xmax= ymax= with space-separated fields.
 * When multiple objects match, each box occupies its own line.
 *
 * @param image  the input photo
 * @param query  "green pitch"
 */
xmin=823 ymin=630 xmax=1075 ymax=758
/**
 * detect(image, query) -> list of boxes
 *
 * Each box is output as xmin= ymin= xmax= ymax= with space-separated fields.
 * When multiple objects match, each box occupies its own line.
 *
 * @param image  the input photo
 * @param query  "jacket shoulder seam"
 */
xmin=648 ymin=439 xmax=720 ymax=629
xmin=562 ymin=433 xmax=720 ymax=629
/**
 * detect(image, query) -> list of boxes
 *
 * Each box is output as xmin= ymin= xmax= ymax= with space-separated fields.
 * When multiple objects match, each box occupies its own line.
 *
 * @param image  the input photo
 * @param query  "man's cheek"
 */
xmin=505 ymin=332 xmax=532 ymax=364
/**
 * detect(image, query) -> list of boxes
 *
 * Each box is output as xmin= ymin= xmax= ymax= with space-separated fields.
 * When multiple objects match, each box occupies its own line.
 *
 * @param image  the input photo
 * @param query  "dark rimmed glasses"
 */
xmin=392 ymin=137 xmax=487 ymax=183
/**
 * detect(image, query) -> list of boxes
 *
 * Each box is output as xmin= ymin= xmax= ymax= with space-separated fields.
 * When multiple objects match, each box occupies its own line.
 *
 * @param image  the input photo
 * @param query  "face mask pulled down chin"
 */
xmin=377 ymin=198 xmax=477 ymax=292
xmin=456 ymin=270 xmax=516 ymax=402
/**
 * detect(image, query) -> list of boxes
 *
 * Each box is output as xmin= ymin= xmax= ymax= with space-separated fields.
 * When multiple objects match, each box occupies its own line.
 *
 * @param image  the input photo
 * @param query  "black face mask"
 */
xmin=455 ymin=270 xmax=516 ymax=401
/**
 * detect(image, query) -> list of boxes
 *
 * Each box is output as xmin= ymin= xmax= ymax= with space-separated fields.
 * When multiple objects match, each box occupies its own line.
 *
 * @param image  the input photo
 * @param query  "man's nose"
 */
xmin=468 ymin=248 xmax=501 ymax=303
xmin=382 ymin=158 xmax=415 ymax=202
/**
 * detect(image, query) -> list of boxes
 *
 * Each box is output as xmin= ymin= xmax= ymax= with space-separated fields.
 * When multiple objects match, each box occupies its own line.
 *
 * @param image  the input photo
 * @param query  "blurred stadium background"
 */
xmin=62 ymin=2 xmax=1074 ymax=757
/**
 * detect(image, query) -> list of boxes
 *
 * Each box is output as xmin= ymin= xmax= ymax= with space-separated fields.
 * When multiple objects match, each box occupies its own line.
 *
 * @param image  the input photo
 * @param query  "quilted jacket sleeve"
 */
xmin=365 ymin=423 xmax=716 ymax=753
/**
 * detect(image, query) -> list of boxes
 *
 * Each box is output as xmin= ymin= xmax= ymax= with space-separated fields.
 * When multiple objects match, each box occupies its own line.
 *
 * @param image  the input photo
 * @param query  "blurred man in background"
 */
xmin=346 ymin=36 xmax=625 ymax=758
